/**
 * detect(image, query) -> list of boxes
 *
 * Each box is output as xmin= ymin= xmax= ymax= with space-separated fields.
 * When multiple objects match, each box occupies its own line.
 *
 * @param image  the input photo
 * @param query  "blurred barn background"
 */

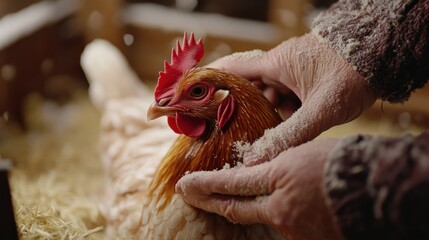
xmin=0 ymin=0 xmax=427 ymax=238
xmin=0 ymin=0 xmax=427 ymax=128
xmin=0 ymin=0 xmax=319 ymax=125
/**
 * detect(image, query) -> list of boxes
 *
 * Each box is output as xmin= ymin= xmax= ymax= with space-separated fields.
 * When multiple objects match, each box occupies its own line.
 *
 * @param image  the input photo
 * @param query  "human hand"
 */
xmin=208 ymin=33 xmax=376 ymax=165
xmin=176 ymin=139 xmax=342 ymax=240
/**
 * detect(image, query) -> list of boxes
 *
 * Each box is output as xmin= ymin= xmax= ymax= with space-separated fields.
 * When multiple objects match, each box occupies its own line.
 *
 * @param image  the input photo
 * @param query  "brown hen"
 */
xmin=82 ymin=34 xmax=285 ymax=239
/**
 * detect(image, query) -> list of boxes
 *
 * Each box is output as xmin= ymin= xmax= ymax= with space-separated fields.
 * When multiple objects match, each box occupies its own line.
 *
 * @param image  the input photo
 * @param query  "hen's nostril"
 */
xmin=158 ymin=98 xmax=171 ymax=106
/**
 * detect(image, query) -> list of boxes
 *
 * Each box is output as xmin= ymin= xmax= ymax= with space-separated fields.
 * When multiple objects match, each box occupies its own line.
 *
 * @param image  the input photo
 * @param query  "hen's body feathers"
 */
xmin=81 ymin=40 xmax=284 ymax=239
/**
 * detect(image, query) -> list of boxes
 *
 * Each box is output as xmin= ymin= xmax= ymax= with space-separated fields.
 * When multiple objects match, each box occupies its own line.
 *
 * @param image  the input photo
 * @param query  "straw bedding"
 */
xmin=0 ymin=92 xmax=105 ymax=239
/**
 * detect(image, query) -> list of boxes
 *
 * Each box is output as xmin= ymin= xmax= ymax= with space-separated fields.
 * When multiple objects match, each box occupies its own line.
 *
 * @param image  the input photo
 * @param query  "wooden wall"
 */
xmin=0 ymin=17 xmax=86 ymax=124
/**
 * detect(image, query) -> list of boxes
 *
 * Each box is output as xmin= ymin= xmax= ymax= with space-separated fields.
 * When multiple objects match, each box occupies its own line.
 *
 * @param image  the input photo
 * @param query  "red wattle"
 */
xmin=168 ymin=116 xmax=182 ymax=134
xmin=168 ymin=113 xmax=206 ymax=138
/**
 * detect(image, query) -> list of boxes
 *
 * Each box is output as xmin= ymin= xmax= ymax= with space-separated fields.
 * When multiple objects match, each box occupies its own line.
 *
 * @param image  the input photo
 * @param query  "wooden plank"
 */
xmin=0 ymin=0 xmax=41 ymax=18
xmin=0 ymin=18 xmax=86 ymax=125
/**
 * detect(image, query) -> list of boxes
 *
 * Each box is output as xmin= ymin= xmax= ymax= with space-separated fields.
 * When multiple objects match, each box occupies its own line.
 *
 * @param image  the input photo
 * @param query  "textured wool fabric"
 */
xmin=325 ymin=131 xmax=429 ymax=239
xmin=313 ymin=0 xmax=429 ymax=103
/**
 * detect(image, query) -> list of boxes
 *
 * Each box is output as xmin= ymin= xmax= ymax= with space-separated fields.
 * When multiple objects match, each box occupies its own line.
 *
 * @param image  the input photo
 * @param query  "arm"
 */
xmin=208 ymin=0 xmax=429 ymax=165
xmin=313 ymin=0 xmax=429 ymax=102
xmin=176 ymin=139 xmax=343 ymax=240
xmin=325 ymin=130 xmax=429 ymax=240
xmin=176 ymin=131 xmax=429 ymax=239
xmin=176 ymin=0 xmax=429 ymax=238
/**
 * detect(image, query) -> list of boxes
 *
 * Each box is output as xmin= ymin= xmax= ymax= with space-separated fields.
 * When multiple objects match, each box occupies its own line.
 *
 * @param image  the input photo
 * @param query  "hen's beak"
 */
xmin=147 ymin=102 xmax=180 ymax=121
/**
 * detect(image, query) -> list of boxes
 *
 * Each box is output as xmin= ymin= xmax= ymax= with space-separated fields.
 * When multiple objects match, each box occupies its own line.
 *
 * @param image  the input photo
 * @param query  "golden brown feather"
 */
xmin=149 ymin=68 xmax=282 ymax=208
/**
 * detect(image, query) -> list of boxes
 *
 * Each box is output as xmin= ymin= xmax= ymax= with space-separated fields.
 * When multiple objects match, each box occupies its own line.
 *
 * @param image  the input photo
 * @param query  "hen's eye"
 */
xmin=189 ymin=85 xmax=208 ymax=99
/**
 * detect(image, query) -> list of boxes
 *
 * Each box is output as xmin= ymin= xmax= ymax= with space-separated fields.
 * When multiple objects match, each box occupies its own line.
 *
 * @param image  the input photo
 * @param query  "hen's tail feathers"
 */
xmin=80 ymin=39 xmax=151 ymax=110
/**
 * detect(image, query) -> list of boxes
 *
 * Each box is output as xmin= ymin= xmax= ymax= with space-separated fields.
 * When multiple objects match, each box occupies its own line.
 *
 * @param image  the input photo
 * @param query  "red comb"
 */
xmin=154 ymin=32 xmax=204 ymax=102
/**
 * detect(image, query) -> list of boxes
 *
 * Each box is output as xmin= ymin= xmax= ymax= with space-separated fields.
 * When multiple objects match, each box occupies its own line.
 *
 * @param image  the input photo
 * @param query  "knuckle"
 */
xmin=221 ymin=200 xmax=240 ymax=223
xmin=266 ymin=197 xmax=291 ymax=230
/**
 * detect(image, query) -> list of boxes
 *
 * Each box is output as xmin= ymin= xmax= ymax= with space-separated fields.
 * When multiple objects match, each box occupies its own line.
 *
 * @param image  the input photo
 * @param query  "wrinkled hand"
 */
xmin=208 ymin=33 xmax=376 ymax=165
xmin=176 ymin=139 xmax=342 ymax=240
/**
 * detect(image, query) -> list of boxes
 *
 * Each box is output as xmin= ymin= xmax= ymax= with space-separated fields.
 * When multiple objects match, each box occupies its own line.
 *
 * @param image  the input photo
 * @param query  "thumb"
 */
xmin=206 ymin=50 xmax=278 ymax=81
xmin=245 ymin=78 xmax=375 ymax=166
xmin=176 ymin=164 xmax=272 ymax=225
xmin=244 ymin=102 xmax=323 ymax=166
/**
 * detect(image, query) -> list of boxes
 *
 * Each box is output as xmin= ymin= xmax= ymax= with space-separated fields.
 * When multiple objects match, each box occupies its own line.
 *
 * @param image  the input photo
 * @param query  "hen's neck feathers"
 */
xmin=149 ymin=69 xmax=282 ymax=207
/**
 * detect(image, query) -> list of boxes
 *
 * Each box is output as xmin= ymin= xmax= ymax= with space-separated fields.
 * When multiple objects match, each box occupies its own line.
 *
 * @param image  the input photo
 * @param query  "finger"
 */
xmin=175 ymin=165 xmax=274 ymax=225
xmin=205 ymin=50 xmax=279 ymax=81
xmin=251 ymin=80 xmax=268 ymax=91
xmin=183 ymin=190 xmax=271 ymax=225
xmin=176 ymin=163 xmax=272 ymax=197
xmin=263 ymin=87 xmax=280 ymax=106
xmin=283 ymin=78 xmax=375 ymax=147
xmin=243 ymin=98 xmax=331 ymax=166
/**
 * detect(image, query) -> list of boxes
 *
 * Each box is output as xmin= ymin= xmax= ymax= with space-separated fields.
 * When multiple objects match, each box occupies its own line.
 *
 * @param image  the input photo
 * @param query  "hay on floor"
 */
xmin=0 ymin=92 xmax=105 ymax=239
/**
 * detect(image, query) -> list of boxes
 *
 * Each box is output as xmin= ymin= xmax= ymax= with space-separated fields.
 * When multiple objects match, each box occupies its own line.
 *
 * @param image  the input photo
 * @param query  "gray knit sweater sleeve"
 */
xmin=324 ymin=131 xmax=429 ymax=240
xmin=312 ymin=0 xmax=429 ymax=103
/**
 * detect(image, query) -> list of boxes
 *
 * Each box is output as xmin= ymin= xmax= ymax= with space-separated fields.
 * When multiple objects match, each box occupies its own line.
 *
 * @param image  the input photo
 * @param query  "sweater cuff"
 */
xmin=324 ymin=132 xmax=429 ymax=240
xmin=324 ymin=134 xmax=375 ymax=240
xmin=312 ymin=0 xmax=429 ymax=103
